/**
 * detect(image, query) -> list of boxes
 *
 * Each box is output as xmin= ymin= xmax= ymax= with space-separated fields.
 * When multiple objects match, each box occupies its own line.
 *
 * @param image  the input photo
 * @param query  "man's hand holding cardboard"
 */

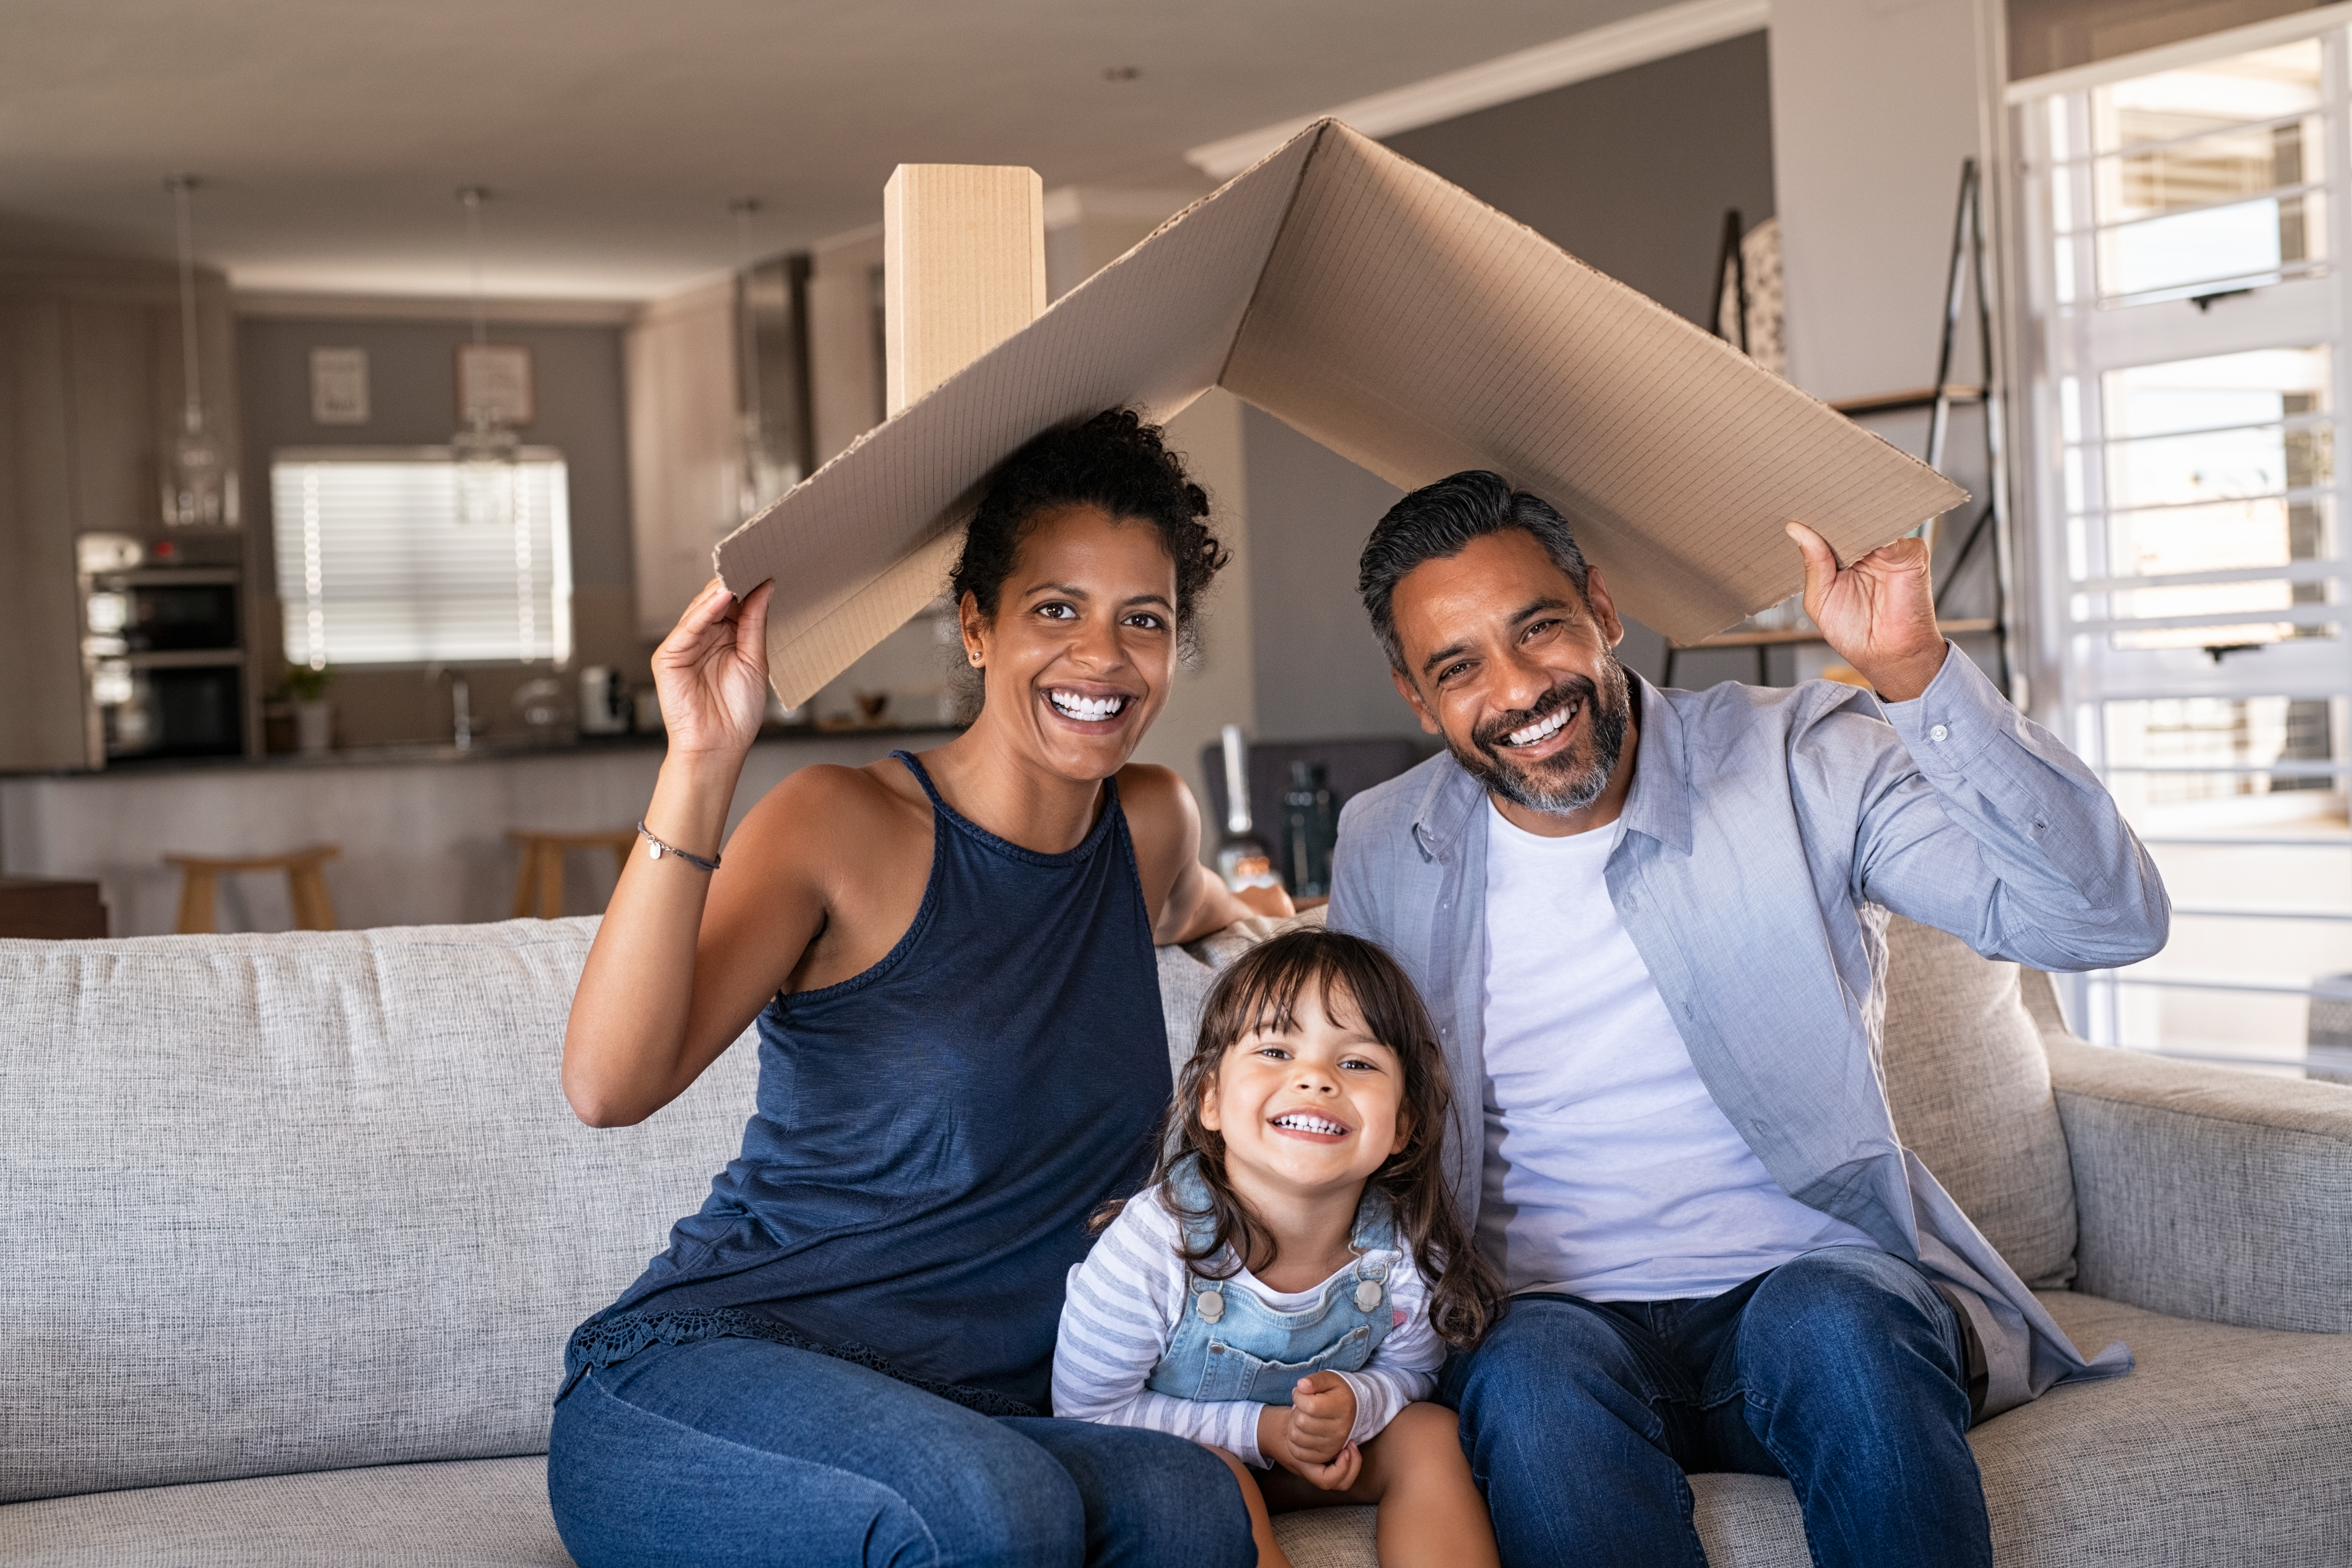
xmin=1786 ymin=520 xmax=1950 ymax=703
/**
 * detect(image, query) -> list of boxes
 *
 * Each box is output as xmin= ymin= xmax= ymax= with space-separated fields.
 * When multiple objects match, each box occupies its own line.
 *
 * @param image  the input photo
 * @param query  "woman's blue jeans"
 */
xmin=1440 ymin=1246 xmax=1991 ymax=1568
xmin=548 ymin=1337 xmax=1257 ymax=1568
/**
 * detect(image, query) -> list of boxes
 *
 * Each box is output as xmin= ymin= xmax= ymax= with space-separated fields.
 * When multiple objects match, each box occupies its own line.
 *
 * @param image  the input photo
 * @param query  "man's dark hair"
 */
xmin=951 ymin=407 xmax=1228 ymax=655
xmin=1358 ymin=470 xmax=1590 ymax=673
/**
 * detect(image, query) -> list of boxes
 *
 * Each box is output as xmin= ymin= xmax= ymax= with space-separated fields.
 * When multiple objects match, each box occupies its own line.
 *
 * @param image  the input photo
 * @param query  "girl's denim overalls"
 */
xmin=1143 ymin=1157 xmax=1399 ymax=1405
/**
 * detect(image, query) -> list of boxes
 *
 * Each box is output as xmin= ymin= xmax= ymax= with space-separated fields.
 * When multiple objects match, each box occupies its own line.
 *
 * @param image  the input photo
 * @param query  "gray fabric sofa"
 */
xmin=2 ymin=913 xmax=2345 ymax=1566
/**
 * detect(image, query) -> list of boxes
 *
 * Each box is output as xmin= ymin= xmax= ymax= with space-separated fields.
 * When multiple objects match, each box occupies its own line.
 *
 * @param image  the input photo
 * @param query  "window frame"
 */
xmin=2009 ymin=15 xmax=2352 ymax=1072
xmin=269 ymin=444 xmax=576 ymax=673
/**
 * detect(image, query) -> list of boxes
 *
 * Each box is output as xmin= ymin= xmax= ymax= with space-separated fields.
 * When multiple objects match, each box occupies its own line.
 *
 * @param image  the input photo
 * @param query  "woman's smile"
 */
xmin=1043 ymin=684 xmax=1137 ymax=731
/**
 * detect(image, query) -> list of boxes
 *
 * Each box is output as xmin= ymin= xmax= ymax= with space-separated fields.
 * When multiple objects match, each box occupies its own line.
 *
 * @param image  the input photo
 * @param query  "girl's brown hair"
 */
xmin=1125 ymin=927 xmax=1504 ymax=1348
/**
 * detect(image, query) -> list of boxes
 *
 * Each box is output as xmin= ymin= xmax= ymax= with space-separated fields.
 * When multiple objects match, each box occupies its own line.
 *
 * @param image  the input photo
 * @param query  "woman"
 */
xmin=549 ymin=410 xmax=1283 ymax=1568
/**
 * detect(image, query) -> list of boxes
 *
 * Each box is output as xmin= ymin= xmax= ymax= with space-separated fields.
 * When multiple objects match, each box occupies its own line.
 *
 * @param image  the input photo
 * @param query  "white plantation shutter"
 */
xmin=272 ymin=448 xmax=573 ymax=667
xmin=2014 ymin=26 xmax=2352 ymax=1075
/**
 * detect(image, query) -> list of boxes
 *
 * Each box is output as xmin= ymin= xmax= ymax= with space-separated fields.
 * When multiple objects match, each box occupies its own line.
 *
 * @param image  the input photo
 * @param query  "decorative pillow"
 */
xmin=1879 ymin=914 xmax=2079 ymax=1288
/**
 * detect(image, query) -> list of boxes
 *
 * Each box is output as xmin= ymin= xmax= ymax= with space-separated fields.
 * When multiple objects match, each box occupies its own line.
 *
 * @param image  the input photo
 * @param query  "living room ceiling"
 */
xmin=0 ymin=0 xmax=1658 ymax=302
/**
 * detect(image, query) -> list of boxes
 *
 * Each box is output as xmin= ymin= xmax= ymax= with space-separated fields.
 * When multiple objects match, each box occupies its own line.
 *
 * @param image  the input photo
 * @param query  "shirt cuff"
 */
xmin=1231 ymin=1410 xmax=1265 ymax=1469
xmin=1334 ymin=1369 xmax=1420 ymax=1448
xmin=1878 ymin=640 xmax=2006 ymax=768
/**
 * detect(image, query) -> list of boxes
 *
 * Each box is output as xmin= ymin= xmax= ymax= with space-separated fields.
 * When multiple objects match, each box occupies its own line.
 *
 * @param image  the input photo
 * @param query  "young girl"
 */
xmin=1055 ymin=928 xmax=1503 ymax=1568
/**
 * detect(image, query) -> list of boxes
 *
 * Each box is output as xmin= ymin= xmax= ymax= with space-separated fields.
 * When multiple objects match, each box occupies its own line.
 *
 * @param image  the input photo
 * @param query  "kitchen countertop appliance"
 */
xmin=78 ymin=532 xmax=247 ymax=765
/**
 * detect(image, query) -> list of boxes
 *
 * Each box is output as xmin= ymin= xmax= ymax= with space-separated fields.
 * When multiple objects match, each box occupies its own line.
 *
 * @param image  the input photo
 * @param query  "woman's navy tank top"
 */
xmin=569 ymin=752 xmax=1171 ymax=1415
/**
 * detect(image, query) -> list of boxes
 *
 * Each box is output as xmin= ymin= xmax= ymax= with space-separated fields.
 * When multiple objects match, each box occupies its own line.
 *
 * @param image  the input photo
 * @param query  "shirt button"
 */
xmin=1929 ymin=724 xmax=1949 ymax=743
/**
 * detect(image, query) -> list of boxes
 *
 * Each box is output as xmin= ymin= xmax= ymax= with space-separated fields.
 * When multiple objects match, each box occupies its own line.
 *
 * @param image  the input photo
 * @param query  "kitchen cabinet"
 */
xmin=623 ymin=234 xmax=883 ymax=643
xmin=623 ymin=277 xmax=739 ymax=643
xmin=0 ymin=258 xmax=242 ymax=773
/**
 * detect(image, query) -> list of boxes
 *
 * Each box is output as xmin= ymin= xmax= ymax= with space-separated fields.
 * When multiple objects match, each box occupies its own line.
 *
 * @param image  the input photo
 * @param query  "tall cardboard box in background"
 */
xmin=718 ymin=120 xmax=1966 ymax=710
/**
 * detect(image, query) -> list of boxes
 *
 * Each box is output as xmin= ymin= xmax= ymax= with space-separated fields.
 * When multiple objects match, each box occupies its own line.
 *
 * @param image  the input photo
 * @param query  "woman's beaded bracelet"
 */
xmin=637 ymin=819 xmax=721 ymax=874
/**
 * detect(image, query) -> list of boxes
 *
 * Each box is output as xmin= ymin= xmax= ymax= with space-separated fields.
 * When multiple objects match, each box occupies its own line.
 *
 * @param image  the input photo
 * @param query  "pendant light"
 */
xmin=451 ymin=186 xmax=519 ymax=526
xmin=163 ymin=175 xmax=236 ymax=528
xmin=732 ymin=197 xmax=785 ymax=523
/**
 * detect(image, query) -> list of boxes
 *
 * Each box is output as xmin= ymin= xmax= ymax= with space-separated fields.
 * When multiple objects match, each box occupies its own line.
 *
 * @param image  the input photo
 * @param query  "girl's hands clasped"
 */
xmin=653 ymin=576 xmax=777 ymax=760
xmin=1258 ymin=1371 xmax=1362 ymax=1491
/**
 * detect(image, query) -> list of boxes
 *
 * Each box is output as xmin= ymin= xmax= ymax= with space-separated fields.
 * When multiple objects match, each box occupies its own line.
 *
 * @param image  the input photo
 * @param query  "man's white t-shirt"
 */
xmin=1479 ymin=800 xmax=1875 ymax=1301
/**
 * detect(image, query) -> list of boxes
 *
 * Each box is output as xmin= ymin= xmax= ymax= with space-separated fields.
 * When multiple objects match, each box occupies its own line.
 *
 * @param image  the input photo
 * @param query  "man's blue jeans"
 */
xmin=1440 ymin=1246 xmax=1990 ymax=1568
xmin=547 ymin=1336 xmax=1258 ymax=1568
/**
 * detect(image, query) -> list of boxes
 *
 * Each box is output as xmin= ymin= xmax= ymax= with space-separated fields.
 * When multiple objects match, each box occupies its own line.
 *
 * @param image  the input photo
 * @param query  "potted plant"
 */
xmin=283 ymin=665 xmax=335 ymax=755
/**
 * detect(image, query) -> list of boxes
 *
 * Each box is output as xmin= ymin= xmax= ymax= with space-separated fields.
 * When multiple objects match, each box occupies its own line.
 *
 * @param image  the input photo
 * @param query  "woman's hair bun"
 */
xmin=950 ymin=408 xmax=1229 ymax=649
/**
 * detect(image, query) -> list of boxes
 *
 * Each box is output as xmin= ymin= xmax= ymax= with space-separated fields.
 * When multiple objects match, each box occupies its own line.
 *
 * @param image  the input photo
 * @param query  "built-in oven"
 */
xmin=79 ymin=534 xmax=248 ymax=763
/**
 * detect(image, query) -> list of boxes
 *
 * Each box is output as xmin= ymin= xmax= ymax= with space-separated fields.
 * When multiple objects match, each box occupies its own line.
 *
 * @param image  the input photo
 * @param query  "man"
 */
xmin=1326 ymin=471 xmax=2166 ymax=1568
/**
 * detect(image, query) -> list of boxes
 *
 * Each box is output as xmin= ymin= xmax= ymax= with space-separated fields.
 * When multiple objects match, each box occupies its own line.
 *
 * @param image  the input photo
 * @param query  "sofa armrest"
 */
xmin=2045 ymin=1034 xmax=2352 ymax=1333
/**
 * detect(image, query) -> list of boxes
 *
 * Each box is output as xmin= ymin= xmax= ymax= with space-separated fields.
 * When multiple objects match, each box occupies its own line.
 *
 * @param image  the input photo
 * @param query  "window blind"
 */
xmin=271 ymin=449 xmax=573 ymax=668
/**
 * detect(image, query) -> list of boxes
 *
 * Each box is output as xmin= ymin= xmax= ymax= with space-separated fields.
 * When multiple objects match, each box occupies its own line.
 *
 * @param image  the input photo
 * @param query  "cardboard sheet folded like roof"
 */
xmin=717 ymin=120 xmax=1967 ymax=708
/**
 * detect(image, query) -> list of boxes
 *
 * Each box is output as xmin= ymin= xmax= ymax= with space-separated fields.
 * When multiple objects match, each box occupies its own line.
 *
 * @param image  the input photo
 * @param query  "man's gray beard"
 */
xmin=1449 ymin=654 xmax=1633 ymax=817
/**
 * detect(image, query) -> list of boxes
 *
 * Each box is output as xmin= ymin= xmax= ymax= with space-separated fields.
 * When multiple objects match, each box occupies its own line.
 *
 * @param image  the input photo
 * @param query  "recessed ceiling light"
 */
xmin=1103 ymin=65 xmax=1140 ymax=81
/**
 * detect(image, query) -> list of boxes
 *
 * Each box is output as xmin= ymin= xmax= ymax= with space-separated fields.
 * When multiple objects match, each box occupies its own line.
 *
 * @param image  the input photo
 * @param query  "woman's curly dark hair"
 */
xmin=950 ymin=408 xmax=1229 ymax=658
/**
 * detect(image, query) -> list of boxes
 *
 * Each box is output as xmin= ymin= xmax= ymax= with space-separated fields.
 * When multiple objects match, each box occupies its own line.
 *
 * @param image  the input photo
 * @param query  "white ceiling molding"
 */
xmin=236 ymin=290 xmax=639 ymax=325
xmin=1185 ymin=0 xmax=1772 ymax=177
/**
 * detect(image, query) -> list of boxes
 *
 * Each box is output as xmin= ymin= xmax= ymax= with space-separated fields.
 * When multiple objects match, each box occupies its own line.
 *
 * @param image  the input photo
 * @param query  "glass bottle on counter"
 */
xmin=1281 ymin=759 xmax=1336 ymax=899
xmin=1214 ymin=724 xmax=1282 ymax=894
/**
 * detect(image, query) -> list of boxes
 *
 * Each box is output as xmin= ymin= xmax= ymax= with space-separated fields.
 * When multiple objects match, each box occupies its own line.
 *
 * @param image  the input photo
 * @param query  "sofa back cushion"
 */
xmin=1879 ymin=914 xmax=2078 ymax=1288
xmin=0 ymin=919 xmax=758 ymax=1504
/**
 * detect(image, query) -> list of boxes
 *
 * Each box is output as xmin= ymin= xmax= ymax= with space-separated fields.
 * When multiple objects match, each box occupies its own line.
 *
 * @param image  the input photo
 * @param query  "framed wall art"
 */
xmin=456 ymin=343 xmax=534 ymax=426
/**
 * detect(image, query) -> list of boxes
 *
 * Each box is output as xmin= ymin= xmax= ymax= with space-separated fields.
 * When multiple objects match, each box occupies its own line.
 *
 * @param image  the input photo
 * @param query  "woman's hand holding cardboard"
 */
xmin=652 ymin=576 xmax=776 ymax=762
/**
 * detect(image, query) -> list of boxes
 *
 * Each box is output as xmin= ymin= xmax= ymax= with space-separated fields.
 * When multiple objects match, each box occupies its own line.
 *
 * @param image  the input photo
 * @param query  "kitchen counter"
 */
xmin=42 ymin=722 xmax=961 ymax=777
xmin=0 ymin=728 xmax=959 ymax=936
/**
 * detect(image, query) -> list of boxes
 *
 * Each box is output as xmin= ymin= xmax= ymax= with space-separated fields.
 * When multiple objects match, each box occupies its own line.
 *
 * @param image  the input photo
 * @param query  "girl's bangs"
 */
xmin=1213 ymin=947 xmax=1365 ymax=1048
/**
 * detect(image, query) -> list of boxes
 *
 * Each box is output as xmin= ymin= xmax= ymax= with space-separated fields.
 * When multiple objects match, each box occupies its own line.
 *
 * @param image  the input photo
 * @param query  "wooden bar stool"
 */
xmin=167 ymin=846 xmax=341 ymax=935
xmin=508 ymin=830 xmax=637 ymax=919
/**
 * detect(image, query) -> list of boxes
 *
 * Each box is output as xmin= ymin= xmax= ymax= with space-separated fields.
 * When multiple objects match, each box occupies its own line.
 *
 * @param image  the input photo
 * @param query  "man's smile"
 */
xmin=1499 ymin=695 xmax=1580 ymax=753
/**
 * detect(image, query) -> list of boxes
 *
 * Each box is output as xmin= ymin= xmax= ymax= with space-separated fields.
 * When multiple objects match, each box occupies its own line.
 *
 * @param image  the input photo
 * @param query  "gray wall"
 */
xmin=1241 ymin=32 xmax=1785 ymax=737
xmin=1767 ymin=0 xmax=2005 ymax=692
xmin=1385 ymin=32 xmax=1778 ymax=330
xmin=1243 ymin=406 xmax=1415 ymax=743
xmin=237 ymin=315 xmax=639 ymax=747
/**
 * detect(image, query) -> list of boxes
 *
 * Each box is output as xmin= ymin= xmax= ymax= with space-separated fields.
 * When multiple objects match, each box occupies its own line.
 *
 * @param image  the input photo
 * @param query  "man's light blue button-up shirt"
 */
xmin=1328 ymin=646 xmax=2169 ymax=1416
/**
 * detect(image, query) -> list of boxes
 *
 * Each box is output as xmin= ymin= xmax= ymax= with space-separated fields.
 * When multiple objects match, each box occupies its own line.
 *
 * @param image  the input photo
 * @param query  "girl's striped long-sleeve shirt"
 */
xmin=1050 ymin=1181 xmax=1444 ymax=1467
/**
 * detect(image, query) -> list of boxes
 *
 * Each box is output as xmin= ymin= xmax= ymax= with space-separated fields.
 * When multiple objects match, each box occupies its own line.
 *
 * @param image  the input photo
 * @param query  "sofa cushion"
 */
xmin=0 ymin=1456 xmax=572 ymax=1568
xmin=0 ymin=920 xmax=758 ymax=1504
xmin=1879 ymin=914 xmax=2079 ymax=1288
xmin=1975 ymin=1291 xmax=2352 ymax=1568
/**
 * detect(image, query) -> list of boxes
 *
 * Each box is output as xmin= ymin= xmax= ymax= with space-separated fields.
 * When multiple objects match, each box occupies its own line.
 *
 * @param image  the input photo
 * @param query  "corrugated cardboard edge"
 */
xmin=713 ymin=130 xmax=1320 ymax=707
xmin=1222 ymin=123 xmax=1967 ymax=638
xmin=716 ymin=117 xmax=1968 ymax=705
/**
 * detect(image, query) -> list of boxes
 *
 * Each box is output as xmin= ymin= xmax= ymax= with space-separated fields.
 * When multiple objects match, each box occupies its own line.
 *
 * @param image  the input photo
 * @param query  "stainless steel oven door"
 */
xmin=102 ymin=662 xmax=244 ymax=759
